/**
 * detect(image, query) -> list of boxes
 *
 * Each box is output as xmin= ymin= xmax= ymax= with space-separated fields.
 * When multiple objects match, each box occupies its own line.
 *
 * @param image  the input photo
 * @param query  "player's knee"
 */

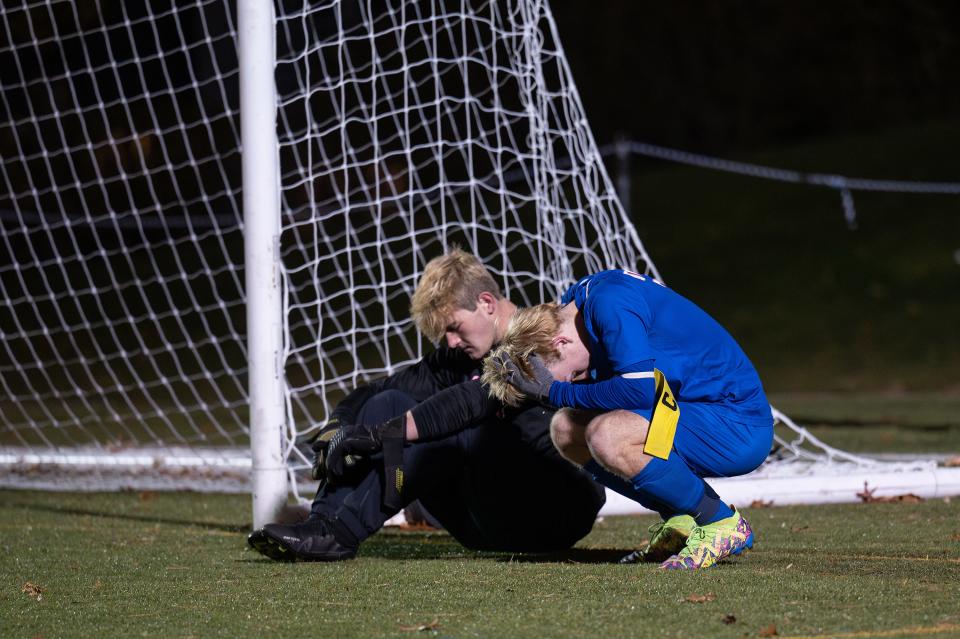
xmin=550 ymin=409 xmax=593 ymax=465
xmin=585 ymin=411 xmax=648 ymax=468
xmin=549 ymin=409 xmax=576 ymax=450
xmin=551 ymin=408 xmax=593 ymax=451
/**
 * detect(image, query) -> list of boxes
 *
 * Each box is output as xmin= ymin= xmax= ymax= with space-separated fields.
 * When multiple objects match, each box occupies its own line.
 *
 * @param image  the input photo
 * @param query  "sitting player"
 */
xmin=483 ymin=269 xmax=773 ymax=570
xmin=247 ymin=249 xmax=605 ymax=561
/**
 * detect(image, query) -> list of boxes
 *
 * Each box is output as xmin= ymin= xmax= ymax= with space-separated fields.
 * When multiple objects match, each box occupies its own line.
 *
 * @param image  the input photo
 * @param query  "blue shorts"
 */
xmin=634 ymin=401 xmax=773 ymax=479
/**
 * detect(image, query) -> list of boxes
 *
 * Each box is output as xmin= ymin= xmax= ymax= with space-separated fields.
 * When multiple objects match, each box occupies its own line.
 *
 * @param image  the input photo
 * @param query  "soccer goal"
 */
xmin=1 ymin=0 xmax=956 ymax=527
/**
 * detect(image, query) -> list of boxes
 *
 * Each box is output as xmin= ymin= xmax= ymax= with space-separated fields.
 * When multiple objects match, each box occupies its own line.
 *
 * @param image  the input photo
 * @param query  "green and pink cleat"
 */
xmin=659 ymin=508 xmax=754 ymax=570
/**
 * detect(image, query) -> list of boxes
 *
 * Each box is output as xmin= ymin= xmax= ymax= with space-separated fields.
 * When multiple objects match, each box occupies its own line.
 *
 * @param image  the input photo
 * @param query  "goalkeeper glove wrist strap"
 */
xmin=380 ymin=415 xmax=406 ymax=510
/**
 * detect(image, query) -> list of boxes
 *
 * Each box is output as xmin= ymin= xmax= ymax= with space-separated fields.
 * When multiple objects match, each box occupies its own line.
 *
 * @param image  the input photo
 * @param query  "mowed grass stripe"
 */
xmin=783 ymin=622 xmax=960 ymax=639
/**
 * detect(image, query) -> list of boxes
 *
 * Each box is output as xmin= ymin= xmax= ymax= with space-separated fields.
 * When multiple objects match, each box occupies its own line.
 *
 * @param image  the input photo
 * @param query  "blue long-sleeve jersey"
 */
xmin=547 ymin=270 xmax=769 ymax=422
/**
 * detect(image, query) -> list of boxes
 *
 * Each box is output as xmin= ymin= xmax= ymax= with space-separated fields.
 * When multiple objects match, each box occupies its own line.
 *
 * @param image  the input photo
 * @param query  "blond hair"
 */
xmin=410 ymin=247 xmax=503 ymax=342
xmin=481 ymin=303 xmax=563 ymax=407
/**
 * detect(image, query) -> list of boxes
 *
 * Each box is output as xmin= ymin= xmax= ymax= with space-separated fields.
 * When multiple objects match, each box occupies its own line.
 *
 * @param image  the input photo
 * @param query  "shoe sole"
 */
xmin=248 ymin=528 xmax=357 ymax=562
xmin=247 ymin=530 xmax=297 ymax=562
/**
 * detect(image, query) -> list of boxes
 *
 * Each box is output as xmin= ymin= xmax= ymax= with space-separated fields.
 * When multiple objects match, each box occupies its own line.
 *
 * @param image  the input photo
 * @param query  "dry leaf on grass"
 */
xmin=944 ymin=456 xmax=960 ymax=467
xmin=750 ymin=499 xmax=774 ymax=508
xmin=856 ymin=481 xmax=925 ymax=504
xmin=399 ymin=619 xmax=440 ymax=632
xmin=758 ymin=623 xmax=778 ymax=637
xmin=683 ymin=592 xmax=716 ymax=604
xmin=22 ymin=582 xmax=45 ymax=601
xmin=950 ymin=533 xmax=960 ymax=542
xmin=721 ymin=613 xmax=737 ymax=625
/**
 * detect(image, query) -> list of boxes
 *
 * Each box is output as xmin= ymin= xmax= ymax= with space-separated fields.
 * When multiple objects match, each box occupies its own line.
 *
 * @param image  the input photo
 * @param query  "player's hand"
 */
xmin=325 ymin=414 xmax=405 ymax=481
xmin=305 ymin=416 xmax=359 ymax=480
xmin=493 ymin=351 xmax=555 ymax=403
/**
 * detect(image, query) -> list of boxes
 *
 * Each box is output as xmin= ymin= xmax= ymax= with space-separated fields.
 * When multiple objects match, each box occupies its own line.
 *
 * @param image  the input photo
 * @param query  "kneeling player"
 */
xmin=247 ymin=249 xmax=605 ymax=561
xmin=483 ymin=269 xmax=773 ymax=570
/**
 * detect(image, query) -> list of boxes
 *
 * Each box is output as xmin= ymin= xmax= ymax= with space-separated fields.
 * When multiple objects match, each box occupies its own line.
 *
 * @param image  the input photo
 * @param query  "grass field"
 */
xmin=4 ymin=490 xmax=960 ymax=639
xmin=770 ymin=392 xmax=960 ymax=453
xmin=4 ymin=396 xmax=959 ymax=639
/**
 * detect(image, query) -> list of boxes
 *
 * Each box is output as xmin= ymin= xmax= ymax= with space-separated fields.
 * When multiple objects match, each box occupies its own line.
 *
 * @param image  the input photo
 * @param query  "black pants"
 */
xmin=311 ymin=390 xmax=606 ymax=553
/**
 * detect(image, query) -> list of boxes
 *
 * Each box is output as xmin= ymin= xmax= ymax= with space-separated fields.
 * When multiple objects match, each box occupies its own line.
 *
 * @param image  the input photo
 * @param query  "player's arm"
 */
xmin=309 ymin=346 xmax=476 ymax=476
xmin=327 ymin=346 xmax=475 ymax=423
xmin=550 ymin=277 xmax=659 ymax=411
xmin=323 ymin=363 xmax=502 ymax=508
xmin=549 ymin=365 xmax=656 ymax=411
xmin=405 ymin=378 xmax=502 ymax=441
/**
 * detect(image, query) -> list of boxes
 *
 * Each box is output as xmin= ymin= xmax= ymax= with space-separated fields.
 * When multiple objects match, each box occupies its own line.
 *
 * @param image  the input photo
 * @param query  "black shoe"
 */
xmin=247 ymin=518 xmax=358 ymax=562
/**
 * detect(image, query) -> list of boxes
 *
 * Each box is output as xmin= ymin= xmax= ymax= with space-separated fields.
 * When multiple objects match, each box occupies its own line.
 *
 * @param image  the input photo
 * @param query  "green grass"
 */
xmin=770 ymin=392 xmax=960 ymax=454
xmin=3 ymin=490 xmax=960 ymax=639
xmin=630 ymin=118 xmax=960 ymax=392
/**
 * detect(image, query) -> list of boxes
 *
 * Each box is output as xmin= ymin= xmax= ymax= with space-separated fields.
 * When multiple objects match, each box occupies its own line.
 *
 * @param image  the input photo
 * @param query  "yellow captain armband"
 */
xmin=642 ymin=369 xmax=680 ymax=460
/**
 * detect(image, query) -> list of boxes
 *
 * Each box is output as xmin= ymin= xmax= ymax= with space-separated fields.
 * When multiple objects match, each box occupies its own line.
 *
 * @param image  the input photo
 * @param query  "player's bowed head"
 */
xmin=482 ymin=302 xmax=570 ymax=407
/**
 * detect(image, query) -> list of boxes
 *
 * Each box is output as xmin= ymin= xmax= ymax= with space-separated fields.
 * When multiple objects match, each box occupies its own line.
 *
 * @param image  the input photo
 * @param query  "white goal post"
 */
xmin=1 ymin=0 xmax=956 ymax=529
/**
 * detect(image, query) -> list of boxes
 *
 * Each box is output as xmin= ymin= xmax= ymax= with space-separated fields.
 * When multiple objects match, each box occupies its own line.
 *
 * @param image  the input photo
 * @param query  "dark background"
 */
xmin=552 ymin=0 xmax=960 ymax=153
xmin=545 ymin=1 xmax=960 ymax=393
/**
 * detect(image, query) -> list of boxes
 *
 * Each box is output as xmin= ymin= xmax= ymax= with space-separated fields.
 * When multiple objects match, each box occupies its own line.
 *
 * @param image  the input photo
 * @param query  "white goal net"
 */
xmin=1 ymin=1 xmax=955 ymax=517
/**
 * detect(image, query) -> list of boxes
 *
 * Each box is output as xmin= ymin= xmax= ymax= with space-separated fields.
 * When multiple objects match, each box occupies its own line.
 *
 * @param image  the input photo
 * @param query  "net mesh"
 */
xmin=0 ymin=0 xmax=933 ymax=496
xmin=273 ymin=1 xmax=657 ymax=488
xmin=0 ymin=0 xmax=250 ymax=488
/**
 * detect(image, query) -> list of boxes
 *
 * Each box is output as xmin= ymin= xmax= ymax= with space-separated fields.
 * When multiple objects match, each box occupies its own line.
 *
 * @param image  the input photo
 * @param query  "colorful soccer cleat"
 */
xmin=659 ymin=508 xmax=753 ymax=570
xmin=619 ymin=514 xmax=695 ymax=564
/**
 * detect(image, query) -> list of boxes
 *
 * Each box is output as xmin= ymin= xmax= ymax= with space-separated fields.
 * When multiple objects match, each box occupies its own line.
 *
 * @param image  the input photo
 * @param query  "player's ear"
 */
xmin=551 ymin=335 xmax=572 ymax=348
xmin=477 ymin=291 xmax=497 ymax=314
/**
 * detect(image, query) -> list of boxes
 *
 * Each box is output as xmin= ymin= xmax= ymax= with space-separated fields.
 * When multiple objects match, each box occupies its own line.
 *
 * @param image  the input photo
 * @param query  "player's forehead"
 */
xmin=444 ymin=305 xmax=480 ymax=330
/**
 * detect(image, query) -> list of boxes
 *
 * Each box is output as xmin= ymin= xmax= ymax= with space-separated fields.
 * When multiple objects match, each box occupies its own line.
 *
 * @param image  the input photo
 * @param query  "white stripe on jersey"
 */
xmin=621 ymin=371 xmax=655 ymax=379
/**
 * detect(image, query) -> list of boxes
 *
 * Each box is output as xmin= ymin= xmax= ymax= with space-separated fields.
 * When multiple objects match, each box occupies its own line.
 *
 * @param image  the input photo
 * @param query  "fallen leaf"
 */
xmin=857 ymin=481 xmax=925 ymax=504
xmin=399 ymin=619 xmax=440 ymax=632
xmin=856 ymin=481 xmax=877 ymax=502
xmin=944 ymin=456 xmax=960 ymax=467
xmin=722 ymin=614 xmax=737 ymax=625
xmin=22 ymin=582 xmax=45 ymax=601
xmin=890 ymin=494 xmax=925 ymax=503
xmin=759 ymin=623 xmax=778 ymax=637
xmin=870 ymin=493 xmax=924 ymax=504
xmin=790 ymin=525 xmax=810 ymax=533
xmin=950 ymin=533 xmax=960 ymax=542
xmin=750 ymin=499 xmax=774 ymax=509
xmin=684 ymin=592 xmax=717 ymax=604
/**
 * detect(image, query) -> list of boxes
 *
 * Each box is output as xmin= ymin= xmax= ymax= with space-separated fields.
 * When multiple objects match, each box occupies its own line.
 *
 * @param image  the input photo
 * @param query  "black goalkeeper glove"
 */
xmin=304 ymin=416 xmax=361 ymax=481
xmin=326 ymin=414 xmax=407 ymax=509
